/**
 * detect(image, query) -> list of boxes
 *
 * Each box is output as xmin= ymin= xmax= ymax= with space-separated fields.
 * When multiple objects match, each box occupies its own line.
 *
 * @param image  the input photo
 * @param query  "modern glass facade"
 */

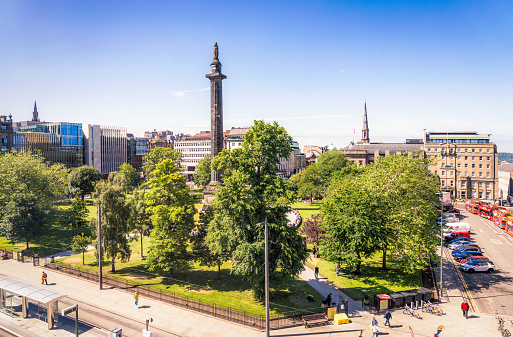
xmin=14 ymin=122 xmax=84 ymax=167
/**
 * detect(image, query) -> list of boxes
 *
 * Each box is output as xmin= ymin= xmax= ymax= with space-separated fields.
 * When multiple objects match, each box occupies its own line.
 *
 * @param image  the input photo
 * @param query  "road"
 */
xmin=450 ymin=205 xmax=513 ymax=316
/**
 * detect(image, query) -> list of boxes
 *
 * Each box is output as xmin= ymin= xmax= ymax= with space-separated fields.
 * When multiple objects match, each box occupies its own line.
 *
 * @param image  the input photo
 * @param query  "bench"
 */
xmin=302 ymin=313 xmax=329 ymax=328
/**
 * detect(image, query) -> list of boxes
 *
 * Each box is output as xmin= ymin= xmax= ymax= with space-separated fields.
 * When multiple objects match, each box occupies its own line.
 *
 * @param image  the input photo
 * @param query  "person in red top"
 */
xmin=461 ymin=301 xmax=470 ymax=319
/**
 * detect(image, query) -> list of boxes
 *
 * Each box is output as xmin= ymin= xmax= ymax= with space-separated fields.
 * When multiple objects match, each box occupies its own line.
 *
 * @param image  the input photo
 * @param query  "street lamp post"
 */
xmin=437 ymin=192 xmax=444 ymax=301
xmin=98 ymin=200 xmax=103 ymax=290
xmin=264 ymin=217 xmax=269 ymax=337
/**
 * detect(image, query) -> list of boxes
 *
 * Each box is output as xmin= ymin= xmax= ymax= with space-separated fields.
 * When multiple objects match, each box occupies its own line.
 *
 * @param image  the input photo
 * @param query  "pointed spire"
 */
xmin=361 ymin=101 xmax=369 ymax=143
xmin=32 ymin=100 xmax=39 ymax=122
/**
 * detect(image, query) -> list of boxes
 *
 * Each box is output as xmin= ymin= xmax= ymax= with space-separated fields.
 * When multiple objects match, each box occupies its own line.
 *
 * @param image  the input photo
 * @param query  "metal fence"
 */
xmin=45 ymin=263 xmax=325 ymax=330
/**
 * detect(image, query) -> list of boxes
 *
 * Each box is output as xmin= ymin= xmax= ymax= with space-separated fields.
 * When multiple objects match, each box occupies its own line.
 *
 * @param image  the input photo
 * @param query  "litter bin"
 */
xmin=388 ymin=292 xmax=404 ymax=308
xmin=409 ymin=289 xmax=423 ymax=303
xmin=108 ymin=328 xmax=122 ymax=337
xmin=337 ymin=299 xmax=349 ymax=315
xmin=418 ymin=288 xmax=434 ymax=302
xmin=400 ymin=291 xmax=414 ymax=306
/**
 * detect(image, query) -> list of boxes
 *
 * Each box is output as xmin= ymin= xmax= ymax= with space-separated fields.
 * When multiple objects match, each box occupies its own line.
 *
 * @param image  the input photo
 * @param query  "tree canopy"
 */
xmin=193 ymin=155 xmax=211 ymax=186
xmin=145 ymin=159 xmax=196 ymax=277
xmin=320 ymin=153 xmax=440 ymax=274
xmin=119 ymin=163 xmax=137 ymax=189
xmin=206 ymin=120 xmax=308 ymax=300
xmin=68 ymin=165 xmax=102 ymax=199
xmin=143 ymin=147 xmax=182 ymax=178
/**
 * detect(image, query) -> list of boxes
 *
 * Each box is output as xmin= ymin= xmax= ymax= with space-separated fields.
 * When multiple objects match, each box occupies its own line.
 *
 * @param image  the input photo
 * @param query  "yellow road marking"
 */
xmin=444 ymin=247 xmax=479 ymax=313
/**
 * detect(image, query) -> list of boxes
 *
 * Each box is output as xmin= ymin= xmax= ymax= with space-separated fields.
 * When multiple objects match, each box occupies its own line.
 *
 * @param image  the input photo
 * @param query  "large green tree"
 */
xmin=1 ymin=193 xmax=46 ymax=250
xmin=127 ymin=190 xmax=152 ymax=257
xmin=71 ymin=233 xmax=92 ymax=265
xmin=0 ymin=150 xmax=68 ymax=211
xmin=363 ymin=153 xmax=440 ymax=271
xmin=288 ymin=164 xmax=323 ymax=202
xmin=90 ymin=181 xmax=131 ymax=272
xmin=143 ymin=147 xmax=182 ymax=179
xmin=321 ymin=153 xmax=440 ymax=274
xmin=193 ymin=155 xmax=211 ymax=186
xmin=66 ymin=196 xmax=88 ymax=237
xmin=206 ymin=120 xmax=308 ymax=301
xmin=68 ymin=165 xmax=102 ymax=200
xmin=119 ymin=163 xmax=137 ymax=189
xmin=145 ymin=159 xmax=196 ymax=277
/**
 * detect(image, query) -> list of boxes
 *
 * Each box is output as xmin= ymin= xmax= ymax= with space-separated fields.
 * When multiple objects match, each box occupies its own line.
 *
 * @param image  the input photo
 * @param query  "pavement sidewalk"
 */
xmin=0 ymin=258 xmax=502 ymax=337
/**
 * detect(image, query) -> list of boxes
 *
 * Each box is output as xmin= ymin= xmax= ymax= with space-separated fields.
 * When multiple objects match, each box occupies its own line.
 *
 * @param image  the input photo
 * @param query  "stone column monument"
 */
xmin=205 ymin=43 xmax=227 ymax=185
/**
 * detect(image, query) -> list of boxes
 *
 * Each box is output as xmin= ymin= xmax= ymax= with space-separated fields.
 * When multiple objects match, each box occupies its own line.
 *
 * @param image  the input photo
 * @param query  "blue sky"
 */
xmin=1 ymin=0 xmax=512 ymax=151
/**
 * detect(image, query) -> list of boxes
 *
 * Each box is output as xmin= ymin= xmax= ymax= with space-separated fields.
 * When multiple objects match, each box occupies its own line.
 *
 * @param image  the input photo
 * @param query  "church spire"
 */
xmin=361 ymin=101 xmax=369 ymax=143
xmin=32 ymin=100 xmax=39 ymax=122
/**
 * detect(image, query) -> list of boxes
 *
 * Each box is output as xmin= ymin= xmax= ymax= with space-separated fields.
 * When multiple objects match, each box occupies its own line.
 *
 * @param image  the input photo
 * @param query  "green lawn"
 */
xmin=306 ymin=252 xmax=422 ymax=301
xmin=57 ymin=235 xmax=325 ymax=316
xmin=291 ymin=201 xmax=321 ymax=221
xmin=0 ymin=200 xmax=94 ymax=257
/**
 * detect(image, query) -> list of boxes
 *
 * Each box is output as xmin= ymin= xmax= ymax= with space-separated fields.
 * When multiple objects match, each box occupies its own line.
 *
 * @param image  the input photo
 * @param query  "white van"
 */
xmin=442 ymin=222 xmax=470 ymax=234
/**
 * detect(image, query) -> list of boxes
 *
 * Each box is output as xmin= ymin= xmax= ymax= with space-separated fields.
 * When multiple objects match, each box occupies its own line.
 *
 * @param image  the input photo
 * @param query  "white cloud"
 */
xmin=172 ymin=87 xmax=209 ymax=97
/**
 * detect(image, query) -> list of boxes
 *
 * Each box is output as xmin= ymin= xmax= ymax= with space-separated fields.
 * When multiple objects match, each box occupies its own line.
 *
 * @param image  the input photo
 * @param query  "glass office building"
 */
xmin=14 ymin=122 xmax=84 ymax=167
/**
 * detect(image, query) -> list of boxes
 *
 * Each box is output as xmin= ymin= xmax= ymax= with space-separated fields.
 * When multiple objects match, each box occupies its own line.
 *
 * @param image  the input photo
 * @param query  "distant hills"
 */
xmin=499 ymin=153 xmax=513 ymax=164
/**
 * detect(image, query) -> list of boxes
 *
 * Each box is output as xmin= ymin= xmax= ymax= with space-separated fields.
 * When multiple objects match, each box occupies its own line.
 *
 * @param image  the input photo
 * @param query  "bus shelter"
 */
xmin=0 ymin=276 xmax=66 ymax=329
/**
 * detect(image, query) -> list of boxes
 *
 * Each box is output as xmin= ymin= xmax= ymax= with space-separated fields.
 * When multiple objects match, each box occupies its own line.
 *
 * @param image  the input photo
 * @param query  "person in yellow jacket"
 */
xmin=134 ymin=291 xmax=139 ymax=307
xmin=41 ymin=271 xmax=48 ymax=285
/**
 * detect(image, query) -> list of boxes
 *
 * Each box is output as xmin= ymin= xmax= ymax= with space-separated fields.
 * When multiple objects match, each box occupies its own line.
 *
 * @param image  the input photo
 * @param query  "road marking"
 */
xmin=491 ymin=239 xmax=503 ymax=245
xmin=479 ymin=229 xmax=484 ymax=232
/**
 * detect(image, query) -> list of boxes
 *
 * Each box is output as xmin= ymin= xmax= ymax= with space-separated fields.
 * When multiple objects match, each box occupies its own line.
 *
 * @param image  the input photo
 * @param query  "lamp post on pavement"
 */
xmin=436 ymin=192 xmax=444 ymax=301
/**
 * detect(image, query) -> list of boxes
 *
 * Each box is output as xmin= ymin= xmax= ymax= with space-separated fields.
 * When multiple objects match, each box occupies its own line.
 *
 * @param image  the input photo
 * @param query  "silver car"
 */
xmin=448 ymin=241 xmax=477 ymax=250
xmin=460 ymin=261 xmax=495 ymax=273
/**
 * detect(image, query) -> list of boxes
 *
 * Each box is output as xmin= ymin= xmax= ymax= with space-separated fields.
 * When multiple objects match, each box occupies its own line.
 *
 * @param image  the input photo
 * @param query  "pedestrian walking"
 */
xmin=312 ymin=246 xmax=317 ymax=258
xmin=314 ymin=266 xmax=319 ymax=280
xmin=384 ymin=310 xmax=392 ymax=326
xmin=371 ymin=323 xmax=379 ymax=337
xmin=41 ymin=271 xmax=48 ymax=285
xmin=371 ymin=316 xmax=378 ymax=326
xmin=134 ymin=291 xmax=139 ymax=308
xmin=461 ymin=301 xmax=469 ymax=319
xmin=336 ymin=262 xmax=340 ymax=276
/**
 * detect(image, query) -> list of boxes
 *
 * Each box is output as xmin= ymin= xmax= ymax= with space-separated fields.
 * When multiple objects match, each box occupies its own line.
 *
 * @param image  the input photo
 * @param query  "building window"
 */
xmin=479 ymin=172 xmax=483 ymax=177
xmin=465 ymin=148 xmax=468 ymax=153
xmin=450 ymin=171 xmax=454 ymax=176
xmin=442 ymin=163 xmax=445 ymax=168
xmin=441 ymin=180 xmax=445 ymax=186
xmin=472 ymin=149 xmax=475 ymax=153
xmin=465 ymin=171 xmax=468 ymax=177
xmin=487 ymin=149 xmax=490 ymax=153
xmin=457 ymin=163 xmax=461 ymax=168
xmin=457 ymin=171 xmax=461 ymax=176
xmin=479 ymin=164 xmax=482 ymax=168
xmin=472 ymin=156 xmax=475 ymax=161
xmin=478 ymin=182 xmax=483 ymax=188
xmin=458 ymin=148 xmax=461 ymax=153
xmin=435 ymin=148 xmax=438 ymax=152
xmin=450 ymin=180 xmax=454 ymax=187
xmin=479 ymin=156 xmax=483 ymax=161
xmin=486 ymin=192 xmax=491 ymax=199
xmin=461 ymin=181 xmax=466 ymax=188
xmin=472 ymin=164 xmax=475 ymax=168
xmin=465 ymin=156 xmax=468 ymax=160
xmin=442 ymin=171 xmax=446 ymax=176
xmin=487 ymin=164 xmax=490 ymax=169
xmin=487 ymin=172 xmax=490 ymax=178
xmin=427 ymin=148 xmax=431 ymax=152
xmin=472 ymin=182 xmax=476 ymax=189
xmin=487 ymin=157 xmax=491 ymax=161
xmin=472 ymin=172 xmax=476 ymax=177
xmin=479 ymin=192 xmax=483 ymax=199
xmin=486 ymin=182 xmax=491 ymax=189
xmin=457 ymin=156 xmax=461 ymax=160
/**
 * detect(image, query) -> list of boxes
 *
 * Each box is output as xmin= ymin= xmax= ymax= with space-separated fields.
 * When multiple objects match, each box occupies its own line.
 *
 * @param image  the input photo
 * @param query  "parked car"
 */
xmin=460 ymin=256 xmax=490 ymax=264
xmin=448 ymin=237 xmax=473 ymax=244
xmin=445 ymin=231 xmax=470 ymax=242
xmin=460 ymin=260 xmax=495 ymax=273
xmin=453 ymin=250 xmax=485 ymax=262
xmin=453 ymin=245 xmax=481 ymax=254
xmin=448 ymin=241 xmax=478 ymax=250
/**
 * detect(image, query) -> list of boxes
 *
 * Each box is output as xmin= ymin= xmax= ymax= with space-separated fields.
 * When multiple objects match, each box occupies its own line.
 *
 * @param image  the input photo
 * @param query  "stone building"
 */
xmin=423 ymin=130 xmax=498 ymax=200
xmin=127 ymin=134 xmax=148 ymax=172
xmin=0 ymin=114 xmax=13 ymax=153
xmin=174 ymin=131 xmax=212 ymax=181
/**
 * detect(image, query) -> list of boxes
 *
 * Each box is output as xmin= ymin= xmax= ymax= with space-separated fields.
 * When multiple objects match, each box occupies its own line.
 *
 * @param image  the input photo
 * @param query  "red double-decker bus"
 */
xmin=507 ymin=216 xmax=513 ymax=238
xmin=465 ymin=199 xmax=481 ymax=214
xmin=493 ymin=208 xmax=512 ymax=229
xmin=478 ymin=202 xmax=494 ymax=220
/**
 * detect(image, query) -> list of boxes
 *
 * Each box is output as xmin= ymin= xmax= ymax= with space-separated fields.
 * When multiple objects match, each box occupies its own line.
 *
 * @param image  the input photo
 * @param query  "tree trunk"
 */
xmin=381 ymin=244 xmax=388 ymax=271
xmin=140 ymin=230 xmax=144 ymax=257
xmin=72 ymin=225 xmax=75 ymax=237
xmin=82 ymin=251 xmax=85 ymax=265
xmin=356 ymin=251 xmax=362 ymax=275
xmin=170 ymin=268 xmax=174 ymax=278
xmin=111 ymin=257 xmax=116 ymax=272
xmin=218 ymin=263 xmax=221 ymax=280
xmin=26 ymin=240 xmax=30 ymax=250
xmin=81 ymin=194 xmax=85 ymax=201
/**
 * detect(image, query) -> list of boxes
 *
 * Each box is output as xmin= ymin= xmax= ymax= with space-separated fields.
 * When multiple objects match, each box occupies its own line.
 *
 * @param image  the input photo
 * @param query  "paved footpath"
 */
xmin=0 ymin=258 xmax=503 ymax=337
